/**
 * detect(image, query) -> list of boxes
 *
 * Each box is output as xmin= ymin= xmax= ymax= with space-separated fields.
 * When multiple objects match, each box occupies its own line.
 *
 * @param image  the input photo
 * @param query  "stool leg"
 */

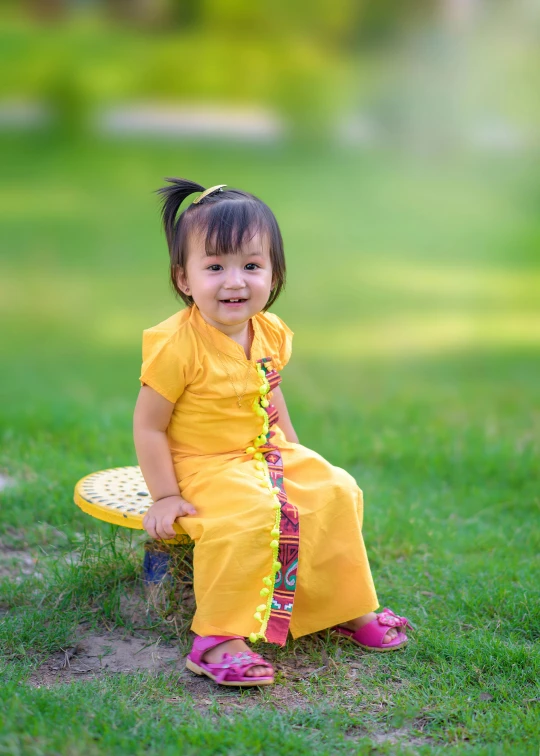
xmin=143 ymin=541 xmax=172 ymax=610
xmin=143 ymin=544 xmax=172 ymax=585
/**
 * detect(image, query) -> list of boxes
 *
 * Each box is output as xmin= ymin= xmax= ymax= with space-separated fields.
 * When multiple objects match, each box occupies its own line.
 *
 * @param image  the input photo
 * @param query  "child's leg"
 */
xmin=287 ymin=475 xmax=380 ymax=639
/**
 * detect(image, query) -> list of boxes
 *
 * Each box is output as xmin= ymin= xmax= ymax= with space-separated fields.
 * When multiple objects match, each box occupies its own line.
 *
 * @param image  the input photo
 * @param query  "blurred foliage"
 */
xmin=0 ymin=7 xmax=356 ymax=138
xmin=2 ymin=1 xmax=538 ymax=143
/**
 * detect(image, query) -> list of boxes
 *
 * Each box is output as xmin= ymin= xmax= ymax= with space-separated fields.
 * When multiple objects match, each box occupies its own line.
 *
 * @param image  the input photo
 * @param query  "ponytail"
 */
xmin=155 ymin=177 xmax=205 ymax=250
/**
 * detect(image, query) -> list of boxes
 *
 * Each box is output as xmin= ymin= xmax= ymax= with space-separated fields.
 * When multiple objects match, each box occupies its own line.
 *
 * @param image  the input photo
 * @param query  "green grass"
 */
xmin=0 ymin=132 xmax=539 ymax=755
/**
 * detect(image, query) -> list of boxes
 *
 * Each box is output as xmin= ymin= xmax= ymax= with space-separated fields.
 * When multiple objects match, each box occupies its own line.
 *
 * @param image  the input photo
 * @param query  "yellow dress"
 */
xmin=140 ymin=304 xmax=378 ymax=645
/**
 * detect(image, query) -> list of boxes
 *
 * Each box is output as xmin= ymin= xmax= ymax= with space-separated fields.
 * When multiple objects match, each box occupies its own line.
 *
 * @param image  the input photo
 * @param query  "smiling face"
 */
xmin=177 ymin=228 xmax=274 ymax=334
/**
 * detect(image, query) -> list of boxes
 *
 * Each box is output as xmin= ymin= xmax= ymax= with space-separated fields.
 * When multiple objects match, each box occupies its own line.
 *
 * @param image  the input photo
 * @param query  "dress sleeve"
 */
xmin=139 ymin=328 xmax=188 ymax=403
xmin=265 ymin=313 xmax=294 ymax=372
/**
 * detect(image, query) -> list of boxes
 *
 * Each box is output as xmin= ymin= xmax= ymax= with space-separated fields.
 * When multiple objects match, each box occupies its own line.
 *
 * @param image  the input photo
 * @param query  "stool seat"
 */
xmin=74 ymin=466 xmax=191 ymax=543
xmin=74 ymin=466 xmax=154 ymax=529
xmin=74 ymin=467 xmax=192 ymax=545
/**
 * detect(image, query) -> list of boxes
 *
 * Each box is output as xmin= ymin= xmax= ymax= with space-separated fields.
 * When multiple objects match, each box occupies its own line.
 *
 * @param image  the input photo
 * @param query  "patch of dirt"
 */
xmin=30 ymin=630 xmax=184 ymax=687
xmin=0 ymin=537 xmax=81 ymax=583
xmin=0 ymin=545 xmax=44 ymax=582
xmin=343 ymin=724 xmax=432 ymax=751
xmin=28 ymin=626 xmax=311 ymax=710
xmin=369 ymin=727 xmax=432 ymax=749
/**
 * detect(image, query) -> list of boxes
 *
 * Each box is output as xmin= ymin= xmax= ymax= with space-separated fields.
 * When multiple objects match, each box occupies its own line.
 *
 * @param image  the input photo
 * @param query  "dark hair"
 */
xmin=155 ymin=178 xmax=286 ymax=311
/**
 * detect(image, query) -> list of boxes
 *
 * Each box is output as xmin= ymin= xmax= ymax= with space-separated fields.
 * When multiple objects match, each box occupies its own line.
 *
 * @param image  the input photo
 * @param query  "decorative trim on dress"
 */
xmin=245 ymin=357 xmax=299 ymax=646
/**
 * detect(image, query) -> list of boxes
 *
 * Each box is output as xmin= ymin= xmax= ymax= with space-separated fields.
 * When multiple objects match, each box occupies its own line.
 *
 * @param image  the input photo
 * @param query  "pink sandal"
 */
xmin=186 ymin=635 xmax=275 ymax=687
xmin=334 ymin=608 xmax=413 ymax=652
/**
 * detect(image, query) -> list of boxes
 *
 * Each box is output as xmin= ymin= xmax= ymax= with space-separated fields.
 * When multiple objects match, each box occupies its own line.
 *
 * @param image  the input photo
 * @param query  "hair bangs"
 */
xmin=194 ymin=198 xmax=270 ymax=257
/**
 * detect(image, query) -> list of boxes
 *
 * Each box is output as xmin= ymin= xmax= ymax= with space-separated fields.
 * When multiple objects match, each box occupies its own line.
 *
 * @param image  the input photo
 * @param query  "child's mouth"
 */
xmin=220 ymin=298 xmax=247 ymax=306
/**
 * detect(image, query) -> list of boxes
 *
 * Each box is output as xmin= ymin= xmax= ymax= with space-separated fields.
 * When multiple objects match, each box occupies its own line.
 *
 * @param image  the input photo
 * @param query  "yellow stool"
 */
xmin=74 ymin=466 xmax=193 ymax=588
xmin=74 ymin=465 xmax=190 ymax=542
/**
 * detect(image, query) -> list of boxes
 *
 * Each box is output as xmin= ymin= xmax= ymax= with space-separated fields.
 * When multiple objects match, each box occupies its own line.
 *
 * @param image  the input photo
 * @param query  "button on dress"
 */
xmin=140 ymin=305 xmax=378 ymax=645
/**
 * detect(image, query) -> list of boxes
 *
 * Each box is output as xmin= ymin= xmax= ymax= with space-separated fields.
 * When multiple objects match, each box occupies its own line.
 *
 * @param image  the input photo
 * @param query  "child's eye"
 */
xmin=245 ymin=263 xmax=260 ymax=271
xmin=207 ymin=264 xmax=223 ymax=271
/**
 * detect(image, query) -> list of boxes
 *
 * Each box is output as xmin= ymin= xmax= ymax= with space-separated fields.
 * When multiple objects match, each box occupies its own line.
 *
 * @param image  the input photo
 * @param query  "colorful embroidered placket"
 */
xmin=260 ymin=445 xmax=299 ymax=644
xmin=245 ymin=358 xmax=299 ymax=646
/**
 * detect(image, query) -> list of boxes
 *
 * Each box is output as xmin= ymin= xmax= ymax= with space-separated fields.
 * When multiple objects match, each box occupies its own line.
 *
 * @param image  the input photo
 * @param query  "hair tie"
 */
xmin=192 ymin=184 xmax=227 ymax=204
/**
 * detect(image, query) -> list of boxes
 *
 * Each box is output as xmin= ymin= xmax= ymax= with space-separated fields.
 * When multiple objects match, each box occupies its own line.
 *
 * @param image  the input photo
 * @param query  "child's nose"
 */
xmin=225 ymin=268 xmax=246 ymax=287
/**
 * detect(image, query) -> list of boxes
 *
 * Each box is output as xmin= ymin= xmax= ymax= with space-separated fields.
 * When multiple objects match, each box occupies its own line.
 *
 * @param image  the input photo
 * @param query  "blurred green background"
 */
xmin=1 ymin=0 xmax=539 ymax=451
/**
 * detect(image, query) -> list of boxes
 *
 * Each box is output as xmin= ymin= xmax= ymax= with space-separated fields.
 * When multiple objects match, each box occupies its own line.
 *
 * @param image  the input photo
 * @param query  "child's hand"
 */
xmin=142 ymin=495 xmax=197 ymax=540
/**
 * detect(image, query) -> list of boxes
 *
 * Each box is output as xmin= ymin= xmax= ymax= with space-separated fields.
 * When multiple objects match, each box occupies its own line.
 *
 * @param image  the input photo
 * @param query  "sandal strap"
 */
xmin=378 ymin=608 xmax=413 ymax=630
xmin=205 ymin=652 xmax=274 ymax=683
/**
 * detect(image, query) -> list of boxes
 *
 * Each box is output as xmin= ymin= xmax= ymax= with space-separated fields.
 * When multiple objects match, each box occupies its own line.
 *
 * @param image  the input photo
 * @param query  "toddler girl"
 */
xmin=133 ymin=178 xmax=412 ymax=687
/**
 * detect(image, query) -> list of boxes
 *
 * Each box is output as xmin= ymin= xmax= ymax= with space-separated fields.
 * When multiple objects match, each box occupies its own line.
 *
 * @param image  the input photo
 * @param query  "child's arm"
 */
xmin=133 ymin=385 xmax=196 ymax=539
xmin=271 ymin=385 xmax=299 ymax=443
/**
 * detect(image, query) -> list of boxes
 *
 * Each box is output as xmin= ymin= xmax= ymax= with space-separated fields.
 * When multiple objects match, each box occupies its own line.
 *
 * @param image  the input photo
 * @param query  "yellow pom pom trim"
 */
xmin=248 ymin=367 xmax=284 ymax=641
xmin=246 ymin=446 xmax=256 ymax=454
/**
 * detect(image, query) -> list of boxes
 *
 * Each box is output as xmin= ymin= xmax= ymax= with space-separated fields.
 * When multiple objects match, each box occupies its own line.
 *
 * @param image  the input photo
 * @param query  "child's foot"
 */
xmin=340 ymin=612 xmax=399 ymax=644
xmin=202 ymin=637 xmax=273 ymax=678
xmin=335 ymin=609 xmax=412 ymax=652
